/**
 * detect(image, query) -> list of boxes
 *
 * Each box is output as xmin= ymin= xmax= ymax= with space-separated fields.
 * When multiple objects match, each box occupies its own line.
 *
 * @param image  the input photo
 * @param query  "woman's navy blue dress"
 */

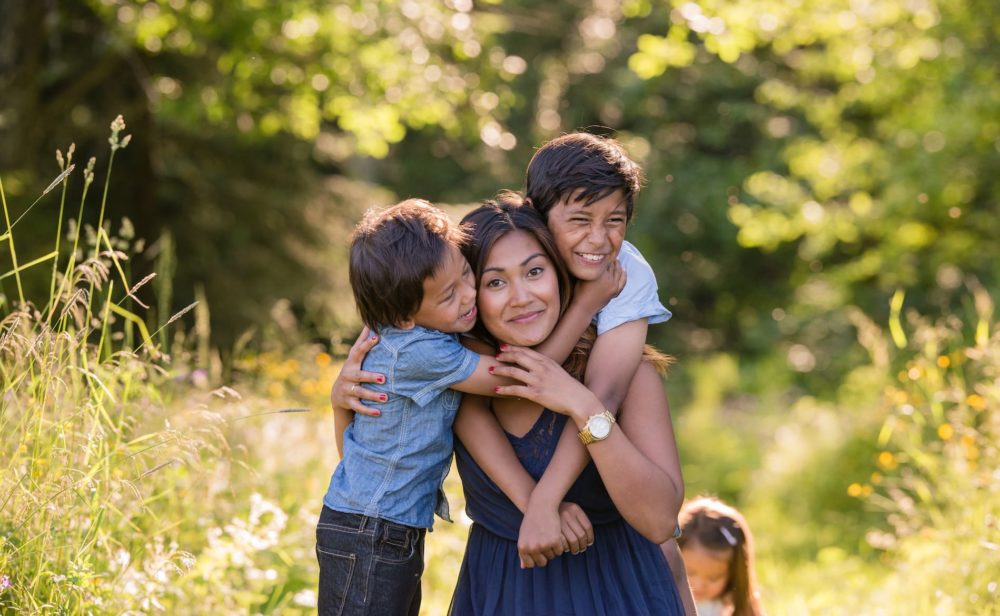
xmin=449 ymin=409 xmax=684 ymax=616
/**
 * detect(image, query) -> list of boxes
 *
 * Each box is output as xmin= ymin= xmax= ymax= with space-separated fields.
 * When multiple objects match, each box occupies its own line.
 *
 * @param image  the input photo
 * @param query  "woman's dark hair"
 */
xmin=678 ymin=496 xmax=763 ymax=616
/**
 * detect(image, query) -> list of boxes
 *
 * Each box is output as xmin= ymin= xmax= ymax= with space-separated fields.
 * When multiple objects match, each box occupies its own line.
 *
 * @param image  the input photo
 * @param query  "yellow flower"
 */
xmin=877 ymin=451 xmax=898 ymax=470
xmin=315 ymin=352 xmax=332 ymax=368
xmin=966 ymin=394 xmax=985 ymax=411
xmin=847 ymin=483 xmax=863 ymax=497
xmin=960 ymin=434 xmax=976 ymax=448
xmin=870 ymin=472 xmax=883 ymax=485
xmin=937 ymin=424 xmax=954 ymax=441
xmin=936 ymin=355 xmax=950 ymax=368
xmin=861 ymin=484 xmax=873 ymax=497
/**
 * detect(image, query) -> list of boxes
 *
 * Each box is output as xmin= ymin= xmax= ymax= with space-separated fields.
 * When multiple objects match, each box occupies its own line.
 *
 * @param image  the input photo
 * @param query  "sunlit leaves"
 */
xmin=85 ymin=0 xmax=517 ymax=157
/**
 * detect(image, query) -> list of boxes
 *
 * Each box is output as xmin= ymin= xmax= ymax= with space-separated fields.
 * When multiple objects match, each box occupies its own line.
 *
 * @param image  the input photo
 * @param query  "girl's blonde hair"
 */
xmin=678 ymin=496 xmax=764 ymax=616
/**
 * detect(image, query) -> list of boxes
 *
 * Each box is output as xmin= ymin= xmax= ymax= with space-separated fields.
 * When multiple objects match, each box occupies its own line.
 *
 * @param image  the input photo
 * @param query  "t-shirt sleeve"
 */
xmin=596 ymin=241 xmax=672 ymax=335
xmin=391 ymin=332 xmax=480 ymax=407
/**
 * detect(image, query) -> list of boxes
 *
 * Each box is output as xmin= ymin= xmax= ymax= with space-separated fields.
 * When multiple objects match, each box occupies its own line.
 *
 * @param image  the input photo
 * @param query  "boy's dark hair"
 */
xmin=349 ymin=199 xmax=468 ymax=329
xmin=525 ymin=132 xmax=645 ymax=222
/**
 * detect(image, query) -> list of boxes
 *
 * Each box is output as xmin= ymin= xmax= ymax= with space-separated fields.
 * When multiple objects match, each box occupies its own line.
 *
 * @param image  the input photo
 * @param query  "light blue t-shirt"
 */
xmin=595 ymin=240 xmax=671 ymax=335
xmin=323 ymin=325 xmax=479 ymax=528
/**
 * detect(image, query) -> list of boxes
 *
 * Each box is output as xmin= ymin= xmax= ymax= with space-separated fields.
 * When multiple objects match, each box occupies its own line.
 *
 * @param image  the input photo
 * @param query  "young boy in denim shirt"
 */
xmin=316 ymin=199 xmax=502 ymax=616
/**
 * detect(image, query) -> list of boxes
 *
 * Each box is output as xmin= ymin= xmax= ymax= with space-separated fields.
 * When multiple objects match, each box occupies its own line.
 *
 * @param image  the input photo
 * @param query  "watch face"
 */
xmin=589 ymin=415 xmax=612 ymax=439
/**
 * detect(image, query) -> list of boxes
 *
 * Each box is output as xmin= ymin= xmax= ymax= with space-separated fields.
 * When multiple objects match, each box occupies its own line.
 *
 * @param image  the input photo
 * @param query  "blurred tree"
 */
xmin=0 ymin=0 xmax=523 ymax=346
xmin=629 ymin=0 xmax=1000 ymax=372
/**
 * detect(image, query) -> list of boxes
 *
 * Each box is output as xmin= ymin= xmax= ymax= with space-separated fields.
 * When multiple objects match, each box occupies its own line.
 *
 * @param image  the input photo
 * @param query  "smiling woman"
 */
xmin=449 ymin=195 xmax=686 ymax=616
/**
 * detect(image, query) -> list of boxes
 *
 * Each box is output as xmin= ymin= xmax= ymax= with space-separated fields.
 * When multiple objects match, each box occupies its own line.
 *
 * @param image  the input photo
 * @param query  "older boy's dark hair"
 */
xmin=349 ymin=199 xmax=468 ymax=329
xmin=525 ymin=132 xmax=644 ymax=222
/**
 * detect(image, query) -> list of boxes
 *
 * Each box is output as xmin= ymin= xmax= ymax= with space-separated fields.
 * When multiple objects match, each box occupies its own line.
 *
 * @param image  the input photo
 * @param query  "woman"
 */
xmin=333 ymin=196 xmax=687 ymax=615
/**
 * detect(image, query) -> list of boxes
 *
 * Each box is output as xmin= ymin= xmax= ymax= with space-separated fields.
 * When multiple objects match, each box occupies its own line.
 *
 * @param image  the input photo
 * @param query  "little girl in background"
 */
xmin=676 ymin=496 xmax=764 ymax=616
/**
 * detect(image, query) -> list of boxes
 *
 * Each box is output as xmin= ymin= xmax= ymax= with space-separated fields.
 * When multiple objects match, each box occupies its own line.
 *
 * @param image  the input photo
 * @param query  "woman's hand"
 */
xmin=573 ymin=259 xmax=626 ymax=314
xmin=492 ymin=346 xmax=604 ymax=425
xmin=330 ymin=327 xmax=386 ymax=417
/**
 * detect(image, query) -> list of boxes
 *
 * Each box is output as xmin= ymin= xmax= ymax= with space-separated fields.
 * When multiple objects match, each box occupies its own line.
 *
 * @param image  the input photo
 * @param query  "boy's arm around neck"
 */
xmin=529 ymin=318 xmax=649 ymax=508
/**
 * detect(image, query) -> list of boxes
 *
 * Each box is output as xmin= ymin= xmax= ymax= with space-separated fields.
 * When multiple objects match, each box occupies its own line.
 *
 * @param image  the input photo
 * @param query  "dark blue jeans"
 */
xmin=316 ymin=506 xmax=426 ymax=616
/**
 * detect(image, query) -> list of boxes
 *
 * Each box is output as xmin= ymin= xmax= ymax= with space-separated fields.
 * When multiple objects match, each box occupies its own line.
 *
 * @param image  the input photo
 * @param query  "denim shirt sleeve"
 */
xmin=596 ymin=240 xmax=672 ymax=335
xmin=391 ymin=331 xmax=480 ymax=407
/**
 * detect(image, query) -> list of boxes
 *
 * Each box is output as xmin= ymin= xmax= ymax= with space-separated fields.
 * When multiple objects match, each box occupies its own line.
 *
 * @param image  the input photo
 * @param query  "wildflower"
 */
xmin=937 ymin=424 xmax=954 ymax=440
xmin=936 ymin=355 xmax=950 ymax=368
xmin=877 ymin=451 xmax=898 ymax=470
xmin=0 ymin=574 xmax=11 ymax=592
xmin=966 ymin=394 xmax=986 ymax=411
xmin=315 ymin=352 xmax=332 ymax=368
xmin=847 ymin=483 xmax=863 ymax=497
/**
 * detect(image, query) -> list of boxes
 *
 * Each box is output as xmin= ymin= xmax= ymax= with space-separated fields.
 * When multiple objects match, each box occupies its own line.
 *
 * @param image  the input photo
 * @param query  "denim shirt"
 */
xmin=596 ymin=240 xmax=672 ymax=335
xmin=323 ymin=325 xmax=479 ymax=529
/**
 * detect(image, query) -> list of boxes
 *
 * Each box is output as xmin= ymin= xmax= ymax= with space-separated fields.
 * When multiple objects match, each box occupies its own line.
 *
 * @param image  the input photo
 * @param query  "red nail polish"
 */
xmin=488 ymin=366 xmax=495 ymax=373
xmin=371 ymin=336 xmax=378 ymax=343
xmin=379 ymin=394 xmax=387 ymax=402
xmin=376 ymin=376 xmax=385 ymax=384
xmin=499 ymin=343 xmax=509 ymax=351
xmin=494 ymin=387 xmax=501 ymax=394
xmin=373 ymin=410 xmax=381 ymax=417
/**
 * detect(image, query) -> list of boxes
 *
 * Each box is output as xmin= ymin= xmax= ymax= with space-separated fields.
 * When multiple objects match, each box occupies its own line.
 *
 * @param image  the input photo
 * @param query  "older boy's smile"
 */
xmin=546 ymin=189 xmax=628 ymax=281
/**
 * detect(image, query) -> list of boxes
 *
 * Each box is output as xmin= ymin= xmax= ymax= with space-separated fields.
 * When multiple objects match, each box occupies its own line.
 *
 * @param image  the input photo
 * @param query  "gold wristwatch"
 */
xmin=578 ymin=410 xmax=616 ymax=445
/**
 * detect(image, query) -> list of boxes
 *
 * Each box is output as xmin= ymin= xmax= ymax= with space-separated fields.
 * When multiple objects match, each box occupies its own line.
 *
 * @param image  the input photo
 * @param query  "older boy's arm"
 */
xmin=534 ymin=259 xmax=624 ymax=364
xmin=454 ymin=394 xmax=536 ymax=512
xmin=529 ymin=319 xmax=649 ymax=506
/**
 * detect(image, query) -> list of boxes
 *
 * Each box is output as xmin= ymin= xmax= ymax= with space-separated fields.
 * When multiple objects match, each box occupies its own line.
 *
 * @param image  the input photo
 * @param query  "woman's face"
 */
xmin=477 ymin=229 xmax=561 ymax=347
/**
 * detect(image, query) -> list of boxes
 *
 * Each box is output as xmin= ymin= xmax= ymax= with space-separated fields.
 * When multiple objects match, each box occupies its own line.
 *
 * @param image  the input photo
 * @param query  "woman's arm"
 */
xmin=494 ymin=347 xmax=684 ymax=543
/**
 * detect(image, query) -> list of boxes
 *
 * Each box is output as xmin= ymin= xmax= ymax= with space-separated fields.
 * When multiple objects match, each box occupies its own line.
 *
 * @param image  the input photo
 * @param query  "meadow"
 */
xmin=2 ymin=121 xmax=998 ymax=614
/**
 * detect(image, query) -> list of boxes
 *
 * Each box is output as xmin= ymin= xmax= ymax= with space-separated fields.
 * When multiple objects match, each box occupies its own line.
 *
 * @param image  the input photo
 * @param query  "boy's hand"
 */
xmin=517 ymin=499 xmax=567 ymax=569
xmin=557 ymin=502 xmax=594 ymax=555
xmin=330 ymin=327 xmax=386 ymax=417
xmin=573 ymin=260 xmax=626 ymax=314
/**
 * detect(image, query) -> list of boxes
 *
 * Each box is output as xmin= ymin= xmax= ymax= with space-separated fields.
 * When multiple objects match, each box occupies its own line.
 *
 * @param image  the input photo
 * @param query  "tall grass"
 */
xmin=0 ymin=118 xmax=316 ymax=613
xmin=0 ymin=119 xmax=475 ymax=613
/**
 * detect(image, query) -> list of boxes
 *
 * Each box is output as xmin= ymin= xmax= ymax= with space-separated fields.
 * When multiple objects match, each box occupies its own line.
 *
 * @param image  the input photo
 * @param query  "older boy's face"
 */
xmin=404 ymin=243 xmax=478 ymax=333
xmin=546 ymin=189 xmax=627 ymax=281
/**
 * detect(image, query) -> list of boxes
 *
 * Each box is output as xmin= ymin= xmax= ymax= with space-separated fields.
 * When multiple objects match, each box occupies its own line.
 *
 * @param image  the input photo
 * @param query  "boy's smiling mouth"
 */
xmin=576 ymin=252 xmax=607 ymax=263
xmin=459 ymin=306 xmax=477 ymax=322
